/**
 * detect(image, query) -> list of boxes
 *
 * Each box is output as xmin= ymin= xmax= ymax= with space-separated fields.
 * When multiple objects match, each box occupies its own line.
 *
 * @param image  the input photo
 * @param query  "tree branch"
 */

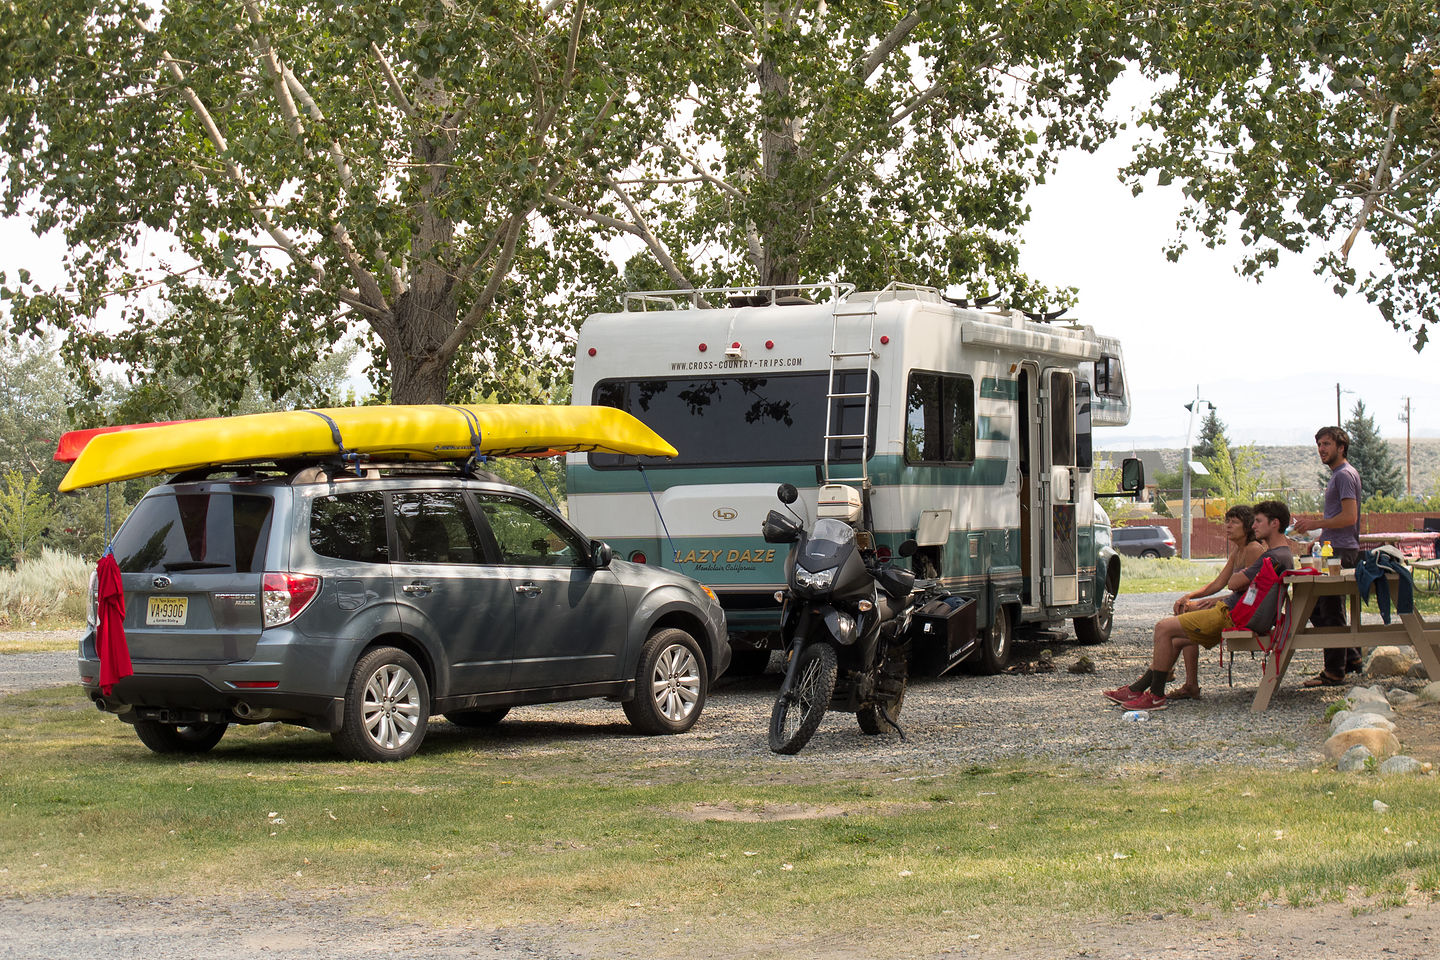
xmin=857 ymin=8 xmax=926 ymax=83
xmin=1340 ymin=105 xmax=1400 ymax=263
xmin=443 ymin=215 xmax=527 ymax=356
xmin=239 ymin=2 xmax=392 ymax=312
xmin=369 ymin=41 xmax=416 ymax=117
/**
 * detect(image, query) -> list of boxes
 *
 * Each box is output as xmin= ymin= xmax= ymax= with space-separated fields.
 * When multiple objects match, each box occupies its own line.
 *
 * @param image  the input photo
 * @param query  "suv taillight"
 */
xmin=87 ymin=570 xmax=99 ymax=628
xmin=262 ymin=573 xmax=321 ymax=627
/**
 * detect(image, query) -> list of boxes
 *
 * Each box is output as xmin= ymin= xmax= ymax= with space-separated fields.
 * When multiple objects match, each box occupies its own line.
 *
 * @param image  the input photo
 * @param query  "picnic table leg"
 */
xmin=1400 ymin=613 xmax=1440 ymax=681
xmin=1252 ymin=585 xmax=1320 ymax=712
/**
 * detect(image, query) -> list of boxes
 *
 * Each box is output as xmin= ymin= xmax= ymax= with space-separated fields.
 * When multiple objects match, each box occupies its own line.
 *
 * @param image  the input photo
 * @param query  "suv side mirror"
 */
xmin=590 ymin=540 xmax=613 ymax=567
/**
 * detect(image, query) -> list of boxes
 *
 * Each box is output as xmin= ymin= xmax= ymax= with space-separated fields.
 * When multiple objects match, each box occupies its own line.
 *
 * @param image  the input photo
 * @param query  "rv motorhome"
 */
xmin=567 ymin=282 xmax=1137 ymax=674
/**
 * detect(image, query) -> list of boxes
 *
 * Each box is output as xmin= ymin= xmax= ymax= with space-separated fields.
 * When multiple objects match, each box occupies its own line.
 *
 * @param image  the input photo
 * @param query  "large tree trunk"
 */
xmin=386 ymin=288 xmax=456 ymax=404
xmin=756 ymin=52 xmax=805 ymax=288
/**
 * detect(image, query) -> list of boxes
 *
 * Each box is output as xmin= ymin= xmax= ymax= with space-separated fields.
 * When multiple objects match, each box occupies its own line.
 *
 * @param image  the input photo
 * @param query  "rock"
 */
xmin=1336 ymin=744 xmax=1372 ymax=773
xmin=1379 ymin=756 xmax=1424 ymax=776
xmin=1386 ymin=689 xmax=1420 ymax=706
xmin=1328 ymin=709 xmax=1355 ymax=735
xmin=1323 ymin=728 xmax=1401 ymax=762
xmin=1346 ymin=697 xmax=1395 ymax=718
xmin=1407 ymin=661 xmax=1429 ymax=680
xmin=1366 ymin=648 xmax=1415 ymax=679
xmin=1419 ymin=681 xmax=1440 ymax=702
xmin=1373 ymin=799 xmax=1390 ymax=813
xmin=1334 ymin=713 xmax=1397 ymax=735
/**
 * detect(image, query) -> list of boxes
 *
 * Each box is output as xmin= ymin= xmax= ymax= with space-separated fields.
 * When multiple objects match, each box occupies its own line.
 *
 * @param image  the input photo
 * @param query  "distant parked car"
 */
xmin=1111 ymin=525 xmax=1177 ymax=559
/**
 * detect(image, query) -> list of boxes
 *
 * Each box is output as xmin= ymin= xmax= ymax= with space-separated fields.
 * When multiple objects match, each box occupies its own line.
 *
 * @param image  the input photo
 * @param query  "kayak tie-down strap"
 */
xmin=303 ymin=409 xmax=363 ymax=475
xmin=443 ymin=405 xmax=487 ymax=466
xmin=637 ymin=464 xmax=677 ymax=563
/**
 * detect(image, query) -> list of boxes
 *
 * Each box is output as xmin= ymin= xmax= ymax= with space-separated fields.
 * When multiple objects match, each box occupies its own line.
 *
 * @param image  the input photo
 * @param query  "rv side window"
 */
xmin=1050 ymin=373 xmax=1075 ymax=467
xmin=1077 ymin=381 xmax=1093 ymax=470
xmin=904 ymin=372 xmax=974 ymax=465
xmin=1095 ymin=355 xmax=1124 ymax=399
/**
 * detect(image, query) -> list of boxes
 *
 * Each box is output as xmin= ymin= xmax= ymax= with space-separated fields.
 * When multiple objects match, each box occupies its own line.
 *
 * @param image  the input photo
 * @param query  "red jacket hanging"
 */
xmin=96 ymin=552 xmax=132 ymax=694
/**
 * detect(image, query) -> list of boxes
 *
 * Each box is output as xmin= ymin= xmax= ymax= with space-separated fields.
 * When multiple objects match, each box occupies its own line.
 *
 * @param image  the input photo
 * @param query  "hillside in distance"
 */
xmin=1100 ymin=438 xmax=1440 ymax=497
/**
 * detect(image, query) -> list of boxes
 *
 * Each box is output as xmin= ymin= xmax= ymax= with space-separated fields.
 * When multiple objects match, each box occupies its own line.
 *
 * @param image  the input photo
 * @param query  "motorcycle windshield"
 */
xmin=799 ymin=519 xmax=855 ymax=570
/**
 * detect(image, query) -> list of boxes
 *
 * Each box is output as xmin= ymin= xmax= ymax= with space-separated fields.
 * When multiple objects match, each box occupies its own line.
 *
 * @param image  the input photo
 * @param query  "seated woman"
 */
xmin=1105 ymin=504 xmax=1263 ymax=703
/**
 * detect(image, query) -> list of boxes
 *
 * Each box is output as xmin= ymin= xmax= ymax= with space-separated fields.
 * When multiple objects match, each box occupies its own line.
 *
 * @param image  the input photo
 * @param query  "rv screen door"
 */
xmin=1044 ymin=370 xmax=1078 ymax=606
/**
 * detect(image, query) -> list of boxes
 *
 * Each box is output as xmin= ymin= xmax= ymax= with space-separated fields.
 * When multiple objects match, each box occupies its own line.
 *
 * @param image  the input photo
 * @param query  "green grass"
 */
xmin=2 ymin=687 xmax=1437 ymax=956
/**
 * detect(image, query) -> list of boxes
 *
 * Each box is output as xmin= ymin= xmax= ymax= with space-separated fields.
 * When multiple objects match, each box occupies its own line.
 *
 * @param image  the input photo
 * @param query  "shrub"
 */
xmin=0 ymin=547 xmax=91 ymax=627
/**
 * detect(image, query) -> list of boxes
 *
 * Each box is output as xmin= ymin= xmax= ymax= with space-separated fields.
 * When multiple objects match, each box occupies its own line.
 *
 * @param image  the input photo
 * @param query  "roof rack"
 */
xmin=166 ymin=458 xmax=510 ymax=487
xmin=621 ymin=282 xmax=855 ymax=312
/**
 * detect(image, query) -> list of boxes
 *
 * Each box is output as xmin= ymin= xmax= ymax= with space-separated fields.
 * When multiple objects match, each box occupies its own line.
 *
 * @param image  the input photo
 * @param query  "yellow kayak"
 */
xmin=58 ymin=404 xmax=676 ymax=492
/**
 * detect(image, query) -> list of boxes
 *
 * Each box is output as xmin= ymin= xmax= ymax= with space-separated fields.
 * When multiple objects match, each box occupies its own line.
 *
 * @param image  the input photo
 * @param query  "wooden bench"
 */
xmin=1411 ymin=558 xmax=1440 ymax=592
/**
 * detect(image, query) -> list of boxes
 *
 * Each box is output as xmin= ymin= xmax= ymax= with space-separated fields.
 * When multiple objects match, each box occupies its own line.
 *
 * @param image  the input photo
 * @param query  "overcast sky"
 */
xmin=1021 ymin=136 xmax=1436 ymax=451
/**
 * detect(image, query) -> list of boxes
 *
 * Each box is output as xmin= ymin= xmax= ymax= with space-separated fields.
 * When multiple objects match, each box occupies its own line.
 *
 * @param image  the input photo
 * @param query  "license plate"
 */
xmin=146 ymin=596 xmax=188 ymax=626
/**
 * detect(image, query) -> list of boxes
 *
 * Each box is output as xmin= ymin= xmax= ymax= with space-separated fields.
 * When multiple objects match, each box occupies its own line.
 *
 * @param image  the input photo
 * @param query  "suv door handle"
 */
xmin=514 ymin=582 xmax=542 ymax=598
xmin=402 ymin=582 xmax=433 ymax=597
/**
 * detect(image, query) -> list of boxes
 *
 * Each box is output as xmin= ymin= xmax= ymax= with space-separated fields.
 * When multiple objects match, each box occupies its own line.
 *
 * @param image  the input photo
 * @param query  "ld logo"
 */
xmin=713 ymin=507 xmax=738 ymax=521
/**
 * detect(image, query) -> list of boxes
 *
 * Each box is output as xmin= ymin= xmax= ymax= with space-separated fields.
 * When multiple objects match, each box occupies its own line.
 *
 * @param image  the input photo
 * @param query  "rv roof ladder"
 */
xmin=822 ymin=295 xmax=879 ymax=487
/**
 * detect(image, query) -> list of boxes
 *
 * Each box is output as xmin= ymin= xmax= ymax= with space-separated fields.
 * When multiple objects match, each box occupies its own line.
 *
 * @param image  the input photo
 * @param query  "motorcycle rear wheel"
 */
xmin=768 ymin=642 xmax=838 ymax=755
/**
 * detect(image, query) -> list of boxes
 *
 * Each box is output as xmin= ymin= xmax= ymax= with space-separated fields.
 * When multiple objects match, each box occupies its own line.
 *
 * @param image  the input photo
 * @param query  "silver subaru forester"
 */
xmin=80 ymin=462 xmax=729 ymax=761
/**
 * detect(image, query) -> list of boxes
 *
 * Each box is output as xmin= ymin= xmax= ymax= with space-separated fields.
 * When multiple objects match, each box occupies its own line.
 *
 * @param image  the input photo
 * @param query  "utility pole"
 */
xmin=1400 ymin=397 xmax=1412 ymax=496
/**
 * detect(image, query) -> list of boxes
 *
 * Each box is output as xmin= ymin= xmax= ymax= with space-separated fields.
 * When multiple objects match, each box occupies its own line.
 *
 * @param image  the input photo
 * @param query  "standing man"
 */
xmin=1292 ymin=425 xmax=1362 ymax=686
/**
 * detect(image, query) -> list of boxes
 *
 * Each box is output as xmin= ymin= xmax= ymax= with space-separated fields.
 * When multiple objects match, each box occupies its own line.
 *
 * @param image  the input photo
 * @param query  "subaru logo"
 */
xmin=152 ymin=576 xmax=172 ymax=589
xmin=713 ymin=507 xmax=738 ymax=521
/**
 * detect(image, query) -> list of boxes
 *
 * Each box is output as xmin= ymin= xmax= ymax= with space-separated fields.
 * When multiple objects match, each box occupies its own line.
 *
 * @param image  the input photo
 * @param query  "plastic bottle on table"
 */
xmin=1321 ymin=540 xmax=1333 ymax=560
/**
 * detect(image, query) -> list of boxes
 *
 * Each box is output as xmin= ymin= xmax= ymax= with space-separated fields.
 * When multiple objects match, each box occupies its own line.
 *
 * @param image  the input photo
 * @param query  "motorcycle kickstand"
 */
xmin=878 ymin=704 xmax=906 ymax=741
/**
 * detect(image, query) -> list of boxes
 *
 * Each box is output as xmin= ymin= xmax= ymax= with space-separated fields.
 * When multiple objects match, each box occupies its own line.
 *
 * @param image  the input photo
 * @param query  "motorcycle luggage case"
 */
xmin=910 ymin=595 xmax=977 ymax=675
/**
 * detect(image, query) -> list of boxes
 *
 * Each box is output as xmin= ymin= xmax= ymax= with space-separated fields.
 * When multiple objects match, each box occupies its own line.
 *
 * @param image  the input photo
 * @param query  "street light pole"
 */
xmin=1400 ymin=397 xmax=1412 ymax=496
xmin=1182 ymin=391 xmax=1212 ymax=561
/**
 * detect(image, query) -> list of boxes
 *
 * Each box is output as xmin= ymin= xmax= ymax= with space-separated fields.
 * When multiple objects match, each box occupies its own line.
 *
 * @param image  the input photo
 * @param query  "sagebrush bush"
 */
xmin=0 ymin=547 xmax=91 ymax=627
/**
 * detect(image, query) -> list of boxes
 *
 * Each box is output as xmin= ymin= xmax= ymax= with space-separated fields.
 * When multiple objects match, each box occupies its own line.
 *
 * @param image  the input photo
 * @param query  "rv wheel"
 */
xmin=1074 ymin=580 xmax=1116 ymax=645
xmin=970 ymin=605 xmax=1013 ymax=674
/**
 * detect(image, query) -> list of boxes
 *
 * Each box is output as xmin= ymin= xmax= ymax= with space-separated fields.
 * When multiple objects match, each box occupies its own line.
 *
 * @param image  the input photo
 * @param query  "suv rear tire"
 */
xmin=622 ymin=628 xmax=707 ymax=734
xmin=133 ymin=720 xmax=226 ymax=755
xmin=333 ymin=647 xmax=430 ymax=761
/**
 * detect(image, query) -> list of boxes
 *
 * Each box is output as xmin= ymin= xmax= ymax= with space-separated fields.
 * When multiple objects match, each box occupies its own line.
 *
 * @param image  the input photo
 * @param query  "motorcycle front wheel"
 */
xmin=768 ymin=642 xmax=838 ymax=755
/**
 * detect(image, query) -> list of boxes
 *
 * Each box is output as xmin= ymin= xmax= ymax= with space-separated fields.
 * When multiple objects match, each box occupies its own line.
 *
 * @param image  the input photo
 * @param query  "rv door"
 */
xmin=1042 ymin=369 xmax=1079 ymax=606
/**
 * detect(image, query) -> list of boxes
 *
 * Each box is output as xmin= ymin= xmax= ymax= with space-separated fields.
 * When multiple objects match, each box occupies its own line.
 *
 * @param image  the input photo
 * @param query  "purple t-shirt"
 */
xmin=1322 ymin=461 xmax=1362 ymax=550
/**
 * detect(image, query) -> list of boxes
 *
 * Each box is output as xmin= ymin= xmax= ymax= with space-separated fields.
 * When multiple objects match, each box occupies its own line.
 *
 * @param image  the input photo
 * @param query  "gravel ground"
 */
xmin=0 ymin=594 xmax=1375 ymax=767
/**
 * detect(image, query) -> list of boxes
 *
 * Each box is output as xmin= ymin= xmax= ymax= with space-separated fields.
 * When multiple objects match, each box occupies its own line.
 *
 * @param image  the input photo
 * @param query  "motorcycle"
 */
xmin=762 ymin=483 xmax=937 ymax=755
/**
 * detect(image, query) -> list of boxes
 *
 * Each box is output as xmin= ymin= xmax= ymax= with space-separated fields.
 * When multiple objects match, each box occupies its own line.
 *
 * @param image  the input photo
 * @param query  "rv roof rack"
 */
xmin=621 ymin=282 xmax=856 ymax=312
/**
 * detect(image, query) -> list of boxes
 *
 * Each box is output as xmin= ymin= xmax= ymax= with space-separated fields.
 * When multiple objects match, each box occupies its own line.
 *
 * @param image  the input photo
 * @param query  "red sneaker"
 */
xmin=1103 ymin=685 xmax=1139 ymax=704
xmin=1121 ymin=691 xmax=1168 ymax=712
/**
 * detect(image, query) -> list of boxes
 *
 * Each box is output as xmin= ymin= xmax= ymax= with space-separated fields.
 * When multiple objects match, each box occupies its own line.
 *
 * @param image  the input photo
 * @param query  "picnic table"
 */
xmin=1358 ymin=531 xmax=1440 ymax=559
xmin=1224 ymin=568 xmax=1440 ymax=712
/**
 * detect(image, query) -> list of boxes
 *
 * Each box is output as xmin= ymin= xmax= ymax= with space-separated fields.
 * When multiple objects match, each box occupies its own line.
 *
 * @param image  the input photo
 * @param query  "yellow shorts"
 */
xmin=1177 ymin=603 xmax=1234 ymax=649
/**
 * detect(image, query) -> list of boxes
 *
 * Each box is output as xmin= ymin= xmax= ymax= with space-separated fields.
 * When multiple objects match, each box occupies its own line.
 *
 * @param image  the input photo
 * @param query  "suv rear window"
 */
xmin=113 ymin=493 xmax=274 ymax=574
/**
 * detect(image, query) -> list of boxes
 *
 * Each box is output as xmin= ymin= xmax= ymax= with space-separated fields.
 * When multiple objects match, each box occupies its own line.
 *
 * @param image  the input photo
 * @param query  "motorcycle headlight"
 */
xmin=794 ymin=566 xmax=836 ymax=592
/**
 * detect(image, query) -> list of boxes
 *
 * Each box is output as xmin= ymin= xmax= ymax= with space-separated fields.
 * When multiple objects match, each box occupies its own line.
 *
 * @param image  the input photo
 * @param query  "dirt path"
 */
xmin=2 ymin=892 xmax=1436 ymax=959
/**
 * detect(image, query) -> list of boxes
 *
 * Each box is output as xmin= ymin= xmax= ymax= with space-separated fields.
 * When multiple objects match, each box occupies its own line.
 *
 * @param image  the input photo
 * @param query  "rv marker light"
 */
xmin=587 ymin=347 xmax=596 ymax=356
xmin=629 ymin=550 xmax=648 ymax=564
xmin=880 ymin=335 xmax=890 ymax=345
xmin=765 ymin=340 xmax=774 ymax=349
xmin=698 ymin=342 xmax=707 ymax=352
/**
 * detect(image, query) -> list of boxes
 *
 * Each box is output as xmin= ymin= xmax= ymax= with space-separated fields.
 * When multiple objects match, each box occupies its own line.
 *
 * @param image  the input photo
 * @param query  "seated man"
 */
xmin=1103 ymin=500 xmax=1294 ymax=711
